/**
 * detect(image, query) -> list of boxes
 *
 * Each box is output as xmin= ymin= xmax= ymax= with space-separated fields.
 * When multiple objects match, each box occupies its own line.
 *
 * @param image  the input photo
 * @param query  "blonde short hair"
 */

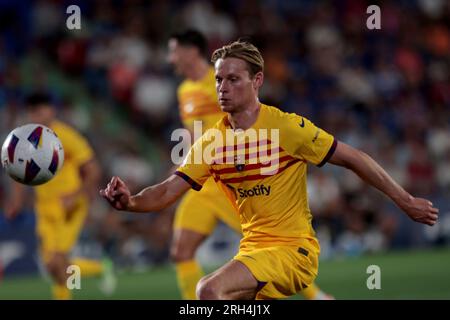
xmin=211 ymin=39 xmax=264 ymax=78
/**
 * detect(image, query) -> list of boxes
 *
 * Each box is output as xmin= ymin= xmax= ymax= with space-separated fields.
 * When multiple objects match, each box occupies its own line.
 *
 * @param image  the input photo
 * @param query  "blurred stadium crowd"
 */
xmin=0 ymin=0 xmax=449 ymax=274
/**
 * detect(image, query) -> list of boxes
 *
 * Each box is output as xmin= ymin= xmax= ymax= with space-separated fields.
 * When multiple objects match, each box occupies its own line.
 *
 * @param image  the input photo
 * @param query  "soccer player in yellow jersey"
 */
xmin=167 ymin=30 xmax=331 ymax=300
xmin=4 ymin=93 xmax=114 ymax=299
xmin=101 ymin=40 xmax=439 ymax=300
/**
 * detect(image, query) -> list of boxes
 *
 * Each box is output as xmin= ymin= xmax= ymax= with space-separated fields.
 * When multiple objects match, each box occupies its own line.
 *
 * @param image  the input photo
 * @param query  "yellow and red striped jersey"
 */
xmin=176 ymin=104 xmax=336 ymax=252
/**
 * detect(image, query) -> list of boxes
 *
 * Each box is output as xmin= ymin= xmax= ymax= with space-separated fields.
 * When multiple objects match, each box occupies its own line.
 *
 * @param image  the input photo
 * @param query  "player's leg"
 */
xmin=234 ymin=244 xmax=319 ymax=300
xmin=45 ymin=251 xmax=72 ymax=300
xmin=39 ymin=239 xmax=72 ymax=299
xmin=66 ymin=200 xmax=103 ymax=277
xmin=171 ymin=189 xmax=219 ymax=300
xmin=71 ymin=257 xmax=103 ymax=276
xmin=193 ymin=182 xmax=260 ymax=300
xmin=64 ymin=196 xmax=117 ymax=294
xmin=196 ymin=259 xmax=259 ymax=300
xmin=63 ymin=197 xmax=100 ymax=275
xmin=36 ymin=202 xmax=73 ymax=299
xmin=171 ymin=228 xmax=208 ymax=299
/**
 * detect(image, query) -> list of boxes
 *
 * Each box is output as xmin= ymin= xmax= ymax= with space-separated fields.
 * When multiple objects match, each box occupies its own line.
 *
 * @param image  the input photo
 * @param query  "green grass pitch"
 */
xmin=0 ymin=248 xmax=449 ymax=299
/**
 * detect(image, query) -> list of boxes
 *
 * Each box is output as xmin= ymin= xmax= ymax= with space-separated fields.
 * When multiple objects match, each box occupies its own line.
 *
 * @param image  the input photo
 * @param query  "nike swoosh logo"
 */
xmin=299 ymin=118 xmax=305 ymax=127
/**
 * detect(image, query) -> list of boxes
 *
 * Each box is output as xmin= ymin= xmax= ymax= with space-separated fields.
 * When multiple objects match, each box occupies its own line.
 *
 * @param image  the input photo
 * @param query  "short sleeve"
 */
xmin=175 ymin=135 xmax=212 ymax=191
xmin=280 ymin=113 xmax=336 ymax=167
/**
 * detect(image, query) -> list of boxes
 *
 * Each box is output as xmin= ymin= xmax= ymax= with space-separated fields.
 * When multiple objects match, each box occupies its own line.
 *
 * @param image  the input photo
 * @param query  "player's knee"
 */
xmin=196 ymin=276 xmax=221 ymax=300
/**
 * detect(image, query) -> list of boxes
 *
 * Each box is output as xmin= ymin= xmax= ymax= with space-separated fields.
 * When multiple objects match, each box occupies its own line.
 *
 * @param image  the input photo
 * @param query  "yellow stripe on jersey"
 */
xmin=176 ymin=104 xmax=336 ymax=252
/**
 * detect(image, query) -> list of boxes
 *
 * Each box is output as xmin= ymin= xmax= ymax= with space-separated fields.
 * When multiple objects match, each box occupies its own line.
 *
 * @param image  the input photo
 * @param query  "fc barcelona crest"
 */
xmin=234 ymin=155 xmax=245 ymax=172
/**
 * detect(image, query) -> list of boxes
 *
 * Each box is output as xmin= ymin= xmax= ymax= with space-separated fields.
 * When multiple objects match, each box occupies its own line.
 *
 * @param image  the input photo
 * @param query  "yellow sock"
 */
xmin=301 ymin=282 xmax=320 ymax=300
xmin=175 ymin=260 xmax=204 ymax=300
xmin=71 ymin=258 xmax=103 ymax=277
xmin=52 ymin=283 xmax=72 ymax=300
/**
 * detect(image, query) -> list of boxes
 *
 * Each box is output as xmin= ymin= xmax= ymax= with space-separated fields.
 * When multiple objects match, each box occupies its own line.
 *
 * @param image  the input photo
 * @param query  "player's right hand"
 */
xmin=100 ymin=176 xmax=131 ymax=211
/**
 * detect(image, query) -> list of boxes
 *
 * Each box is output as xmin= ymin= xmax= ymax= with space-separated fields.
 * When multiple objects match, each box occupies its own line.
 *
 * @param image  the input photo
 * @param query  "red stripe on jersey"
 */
xmin=211 ymin=155 xmax=296 ymax=175
xmin=212 ymin=147 xmax=285 ymax=165
xmin=215 ymin=139 xmax=270 ymax=154
xmin=219 ymin=159 xmax=302 ymax=184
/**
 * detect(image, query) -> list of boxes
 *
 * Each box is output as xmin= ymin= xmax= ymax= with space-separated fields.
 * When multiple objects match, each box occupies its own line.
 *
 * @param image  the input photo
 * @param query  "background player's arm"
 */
xmin=58 ymin=124 xmax=101 ymax=210
xmin=61 ymin=157 xmax=101 ymax=211
xmin=100 ymin=174 xmax=191 ymax=213
xmin=328 ymin=141 xmax=439 ymax=226
xmin=79 ymin=157 xmax=102 ymax=200
xmin=3 ymin=181 xmax=26 ymax=220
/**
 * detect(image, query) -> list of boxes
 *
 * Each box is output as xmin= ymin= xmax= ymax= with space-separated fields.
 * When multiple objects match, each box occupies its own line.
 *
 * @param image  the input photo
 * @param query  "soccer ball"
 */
xmin=1 ymin=124 xmax=64 ymax=186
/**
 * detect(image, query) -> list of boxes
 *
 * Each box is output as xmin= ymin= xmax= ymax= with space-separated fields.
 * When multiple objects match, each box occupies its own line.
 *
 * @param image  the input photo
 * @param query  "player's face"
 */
xmin=27 ymin=104 xmax=55 ymax=126
xmin=167 ymin=39 xmax=196 ymax=77
xmin=214 ymin=57 xmax=260 ymax=113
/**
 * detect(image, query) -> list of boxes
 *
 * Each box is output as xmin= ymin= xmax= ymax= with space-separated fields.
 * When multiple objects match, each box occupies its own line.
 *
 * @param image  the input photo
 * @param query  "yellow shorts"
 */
xmin=234 ymin=240 xmax=320 ymax=300
xmin=35 ymin=196 xmax=88 ymax=262
xmin=174 ymin=178 xmax=241 ymax=235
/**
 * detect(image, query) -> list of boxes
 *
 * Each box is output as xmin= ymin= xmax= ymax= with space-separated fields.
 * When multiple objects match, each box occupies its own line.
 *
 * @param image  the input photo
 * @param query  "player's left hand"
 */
xmin=400 ymin=196 xmax=439 ymax=226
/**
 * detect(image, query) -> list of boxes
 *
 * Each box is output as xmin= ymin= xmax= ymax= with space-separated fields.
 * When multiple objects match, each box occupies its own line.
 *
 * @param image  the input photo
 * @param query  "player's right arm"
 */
xmin=100 ymin=174 xmax=191 ymax=212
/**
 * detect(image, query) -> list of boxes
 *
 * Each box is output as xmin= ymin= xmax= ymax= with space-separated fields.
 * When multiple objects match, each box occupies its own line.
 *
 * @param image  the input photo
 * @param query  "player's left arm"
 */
xmin=327 ymin=141 xmax=439 ymax=226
